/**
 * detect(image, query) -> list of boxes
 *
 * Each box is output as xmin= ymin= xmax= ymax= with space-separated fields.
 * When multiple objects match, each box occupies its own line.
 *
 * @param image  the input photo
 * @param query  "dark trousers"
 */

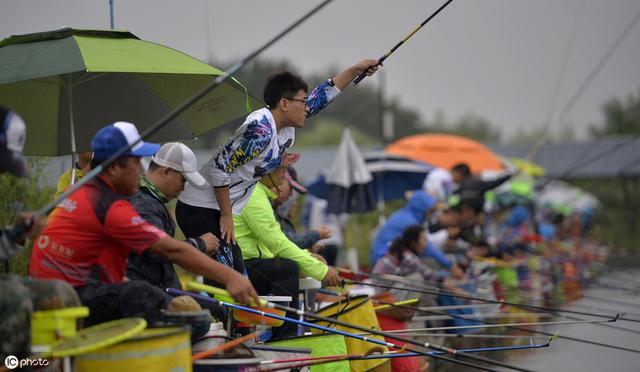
xmin=76 ymin=280 xmax=210 ymax=342
xmin=175 ymin=200 xmax=246 ymax=275
xmin=318 ymin=244 xmax=338 ymax=266
xmin=244 ymin=258 xmax=300 ymax=339
xmin=76 ymin=280 xmax=173 ymax=326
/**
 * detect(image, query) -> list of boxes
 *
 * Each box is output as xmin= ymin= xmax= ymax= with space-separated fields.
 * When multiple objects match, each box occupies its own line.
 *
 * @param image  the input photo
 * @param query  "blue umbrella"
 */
xmin=307 ymin=151 xmax=433 ymax=203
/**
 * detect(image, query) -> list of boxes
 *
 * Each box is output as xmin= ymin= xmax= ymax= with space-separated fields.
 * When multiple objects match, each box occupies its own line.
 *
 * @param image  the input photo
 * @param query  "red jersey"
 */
xmin=30 ymin=176 xmax=167 ymax=286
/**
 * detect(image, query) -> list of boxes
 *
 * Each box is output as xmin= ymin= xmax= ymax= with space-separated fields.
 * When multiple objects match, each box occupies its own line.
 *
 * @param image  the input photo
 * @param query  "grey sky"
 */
xmin=2 ymin=0 xmax=639 ymax=139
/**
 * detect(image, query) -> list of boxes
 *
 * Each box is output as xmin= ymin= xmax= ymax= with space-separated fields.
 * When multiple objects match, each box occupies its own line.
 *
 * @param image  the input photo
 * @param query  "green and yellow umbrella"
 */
xmin=0 ymin=28 xmax=261 ymax=156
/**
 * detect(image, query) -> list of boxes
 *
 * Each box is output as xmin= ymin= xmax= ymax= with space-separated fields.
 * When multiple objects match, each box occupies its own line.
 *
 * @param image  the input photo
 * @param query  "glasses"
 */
xmin=285 ymin=96 xmax=308 ymax=106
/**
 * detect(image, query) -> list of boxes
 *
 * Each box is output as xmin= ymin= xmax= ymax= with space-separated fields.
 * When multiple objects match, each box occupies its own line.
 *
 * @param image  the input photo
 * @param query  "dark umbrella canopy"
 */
xmin=307 ymin=151 xmax=433 ymax=203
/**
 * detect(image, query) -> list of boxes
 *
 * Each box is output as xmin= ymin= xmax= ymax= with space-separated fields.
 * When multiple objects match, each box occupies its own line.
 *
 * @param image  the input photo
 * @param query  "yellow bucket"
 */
xmin=310 ymin=295 xmax=389 ymax=372
xmin=75 ymin=326 xmax=191 ymax=372
xmin=269 ymin=333 xmax=349 ymax=372
xmin=31 ymin=307 xmax=89 ymax=346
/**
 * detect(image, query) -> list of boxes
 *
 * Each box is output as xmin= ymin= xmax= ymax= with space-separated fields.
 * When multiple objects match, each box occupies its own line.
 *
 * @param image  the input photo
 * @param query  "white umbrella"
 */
xmin=324 ymin=128 xmax=375 ymax=214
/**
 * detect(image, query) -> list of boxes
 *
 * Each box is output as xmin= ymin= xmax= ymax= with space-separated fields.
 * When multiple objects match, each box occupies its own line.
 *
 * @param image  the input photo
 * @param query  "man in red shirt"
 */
xmin=30 ymin=122 xmax=259 ymax=327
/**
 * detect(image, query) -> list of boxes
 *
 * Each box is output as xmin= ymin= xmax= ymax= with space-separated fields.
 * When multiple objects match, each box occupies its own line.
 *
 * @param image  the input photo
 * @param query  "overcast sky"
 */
xmin=2 ymin=0 xmax=639 ymax=139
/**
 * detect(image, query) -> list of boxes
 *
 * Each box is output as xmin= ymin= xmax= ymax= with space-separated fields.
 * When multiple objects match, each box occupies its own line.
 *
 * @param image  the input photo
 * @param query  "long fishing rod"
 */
xmin=528 ymin=7 xmax=640 ymax=167
xmin=339 ymin=268 xmax=490 ymax=295
xmin=369 ymin=342 xmax=551 ymax=358
xmin=549 ymin=312 xmax=640 ymax=336
xmin=525 ymin=294 xmax=640 ymax=319
xmin=376 ymin=319 xmax=615 ymax=332
xmin=580 ymin=294 xmax=640 ymax=310
xmin=371 ymin=297 xmax=640 ymax=354
xmin=260 ymin=342 xmax=551 ymax=372
xmin=7 ymin=0 xmax=335 ymax=239
xmin=346 ymin=279 xmax=627 ymax=321
xmin=411 ymin=312 xmax=552 ymax=322
xmin=351 ymin=0 xmax=455 ymax=85
xmin=174 ymin=286 xmax=533 ymax=372
xmin=347 ymin=268 xmax=640 ymax=323
xmin=386 ymin=333 xmax=550 ymax=340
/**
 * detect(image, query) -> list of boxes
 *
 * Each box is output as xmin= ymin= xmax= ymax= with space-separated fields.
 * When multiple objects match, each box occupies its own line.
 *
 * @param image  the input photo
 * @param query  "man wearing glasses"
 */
xmin=175 ymin=59 xmax=380 ymax=282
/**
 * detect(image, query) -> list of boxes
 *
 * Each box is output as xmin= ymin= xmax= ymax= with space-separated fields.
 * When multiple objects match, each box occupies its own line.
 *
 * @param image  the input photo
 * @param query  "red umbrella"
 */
xmin=385 ymin=134 xmax=504 ymax=173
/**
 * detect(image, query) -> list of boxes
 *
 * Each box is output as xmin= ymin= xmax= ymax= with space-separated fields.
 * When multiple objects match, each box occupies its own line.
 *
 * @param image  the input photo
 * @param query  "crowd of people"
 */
xmin=0 ymin=58 xmax=380 ymax=360
xmin=1 ymin=54 xmax=605 ymax=369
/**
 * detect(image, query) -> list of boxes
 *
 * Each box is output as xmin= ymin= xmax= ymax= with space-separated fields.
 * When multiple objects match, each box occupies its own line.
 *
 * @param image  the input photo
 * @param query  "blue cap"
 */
xmin=91 ymin=121 xmax=160 ymax=160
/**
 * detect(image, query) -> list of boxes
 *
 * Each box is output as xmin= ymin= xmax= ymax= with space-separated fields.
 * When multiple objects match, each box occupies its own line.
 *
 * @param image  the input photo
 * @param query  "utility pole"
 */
xmin=379 ymin=70 xmax=394 ymax=144
xmin=109 ymin=0 xmax=115 ymax=29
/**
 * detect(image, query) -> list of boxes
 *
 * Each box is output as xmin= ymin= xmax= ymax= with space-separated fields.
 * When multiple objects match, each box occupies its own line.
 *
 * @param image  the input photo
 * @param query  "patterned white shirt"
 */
xmin=179 ymin=81 xmax=340 ymax=214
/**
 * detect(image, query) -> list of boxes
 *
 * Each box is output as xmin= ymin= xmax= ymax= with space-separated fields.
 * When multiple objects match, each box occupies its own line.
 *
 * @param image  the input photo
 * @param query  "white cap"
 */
xmin=153 ymin=142 xmax=208 ymax=189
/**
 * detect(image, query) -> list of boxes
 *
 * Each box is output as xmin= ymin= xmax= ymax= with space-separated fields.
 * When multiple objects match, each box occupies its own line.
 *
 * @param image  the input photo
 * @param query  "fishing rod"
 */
xmin=346 ymin=279 xmax=627 ymax=322
xmin=259 ymin=342 xmax=551 ymax=372
xmin=371 ymin=298 xmax=640 ymax=354
xmin=6 ymin=0 xmax=335 ymax=239
xmin=339 ymin=268 xmax=491 ymax=295
xmin=373 ymin=318 xmax=616 ymax=333
xmin=580 ymin=294 xmax=640 ymax=310
xmin=528 ymin=7 xmax=640 ymax=166
xmin=385 ymin=333 xmax=551 ymax=340
xmin=173 ymin=286 xmax=533 ymax=372
xmin=522 ymin=294 xmax=640 ymax=319
xmin=351 ymin=0 xmax=455 ymax=85
xmin=592 ymin=280 xmax=640 ymax=294
xmin=412 ymin=312 xmax=552 ymax=322
xmin=347 ymin=267 xmax=640 ymax=323
xmin=369 ymin=342 xmax=551 ymax=358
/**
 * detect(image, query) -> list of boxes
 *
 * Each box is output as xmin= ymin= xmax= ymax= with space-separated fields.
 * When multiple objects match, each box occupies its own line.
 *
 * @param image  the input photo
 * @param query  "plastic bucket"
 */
xmin=192 ymin=335 xmax=260 ymax=372
xmin=309 ymin=295 xmax=388 ymax=372
xmin=75 ymin=326 xmax=191 ymax=372
xmin=269 ymin=333 xmax=349 ymax=372
xmin=31 ymin=306 xmax=89 ymax=346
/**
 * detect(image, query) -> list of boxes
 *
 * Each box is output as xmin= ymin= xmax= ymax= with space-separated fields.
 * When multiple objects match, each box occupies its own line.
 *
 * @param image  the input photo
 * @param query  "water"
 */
xmin=501 ymin=270 xmax=640 ymax=372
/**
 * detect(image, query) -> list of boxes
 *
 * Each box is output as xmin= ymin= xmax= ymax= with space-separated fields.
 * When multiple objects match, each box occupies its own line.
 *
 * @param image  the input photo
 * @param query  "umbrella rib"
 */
xmin=72 ymin=72 xmax=107 ymax=86
xmin=134 ymin=75 xmax=194 ymax=138
xmin=31 ymin=77 xmax=63 ymax=86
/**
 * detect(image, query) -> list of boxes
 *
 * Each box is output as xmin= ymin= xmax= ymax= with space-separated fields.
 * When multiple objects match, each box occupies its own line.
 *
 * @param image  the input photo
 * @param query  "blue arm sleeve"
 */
xmin=423 ymin=241 xmax=453 ymax=269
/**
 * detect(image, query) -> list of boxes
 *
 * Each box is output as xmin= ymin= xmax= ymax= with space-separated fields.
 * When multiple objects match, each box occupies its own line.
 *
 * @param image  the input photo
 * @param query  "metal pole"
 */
xmin=109 ymin=0 xmax=115 ymax=29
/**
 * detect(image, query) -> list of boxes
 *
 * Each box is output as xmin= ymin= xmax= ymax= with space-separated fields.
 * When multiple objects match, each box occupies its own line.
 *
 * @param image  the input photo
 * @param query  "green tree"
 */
xmin=590 ymin=87 xmax=640 ymax=137
xmin=294 ymin=119 xmax=379 ymax=147
xmin=0 ymin=159 xmax=55 ymax=274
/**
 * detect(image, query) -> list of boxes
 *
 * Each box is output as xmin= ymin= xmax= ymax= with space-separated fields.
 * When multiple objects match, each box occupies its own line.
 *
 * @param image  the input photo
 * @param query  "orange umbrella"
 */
xmin=385 ymin=134 xmax=504 ymax=173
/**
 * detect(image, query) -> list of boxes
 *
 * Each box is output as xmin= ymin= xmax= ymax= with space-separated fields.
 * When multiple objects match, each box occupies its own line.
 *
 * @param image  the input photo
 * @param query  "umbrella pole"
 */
xmin=66 ymin=81 xmax=78 ymax=185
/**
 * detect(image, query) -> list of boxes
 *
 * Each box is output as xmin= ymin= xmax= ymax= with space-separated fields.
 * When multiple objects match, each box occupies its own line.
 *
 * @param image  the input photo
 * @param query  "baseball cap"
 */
xmin=284 ymin=166 xmax=307 ymax=194
xmin=0 ymin=106 xmax=28 ymax=177
xmin=153 ymin=142 xmax=208 ymax=189
xmin=91 ymin=121 xmax=160 ymax=160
